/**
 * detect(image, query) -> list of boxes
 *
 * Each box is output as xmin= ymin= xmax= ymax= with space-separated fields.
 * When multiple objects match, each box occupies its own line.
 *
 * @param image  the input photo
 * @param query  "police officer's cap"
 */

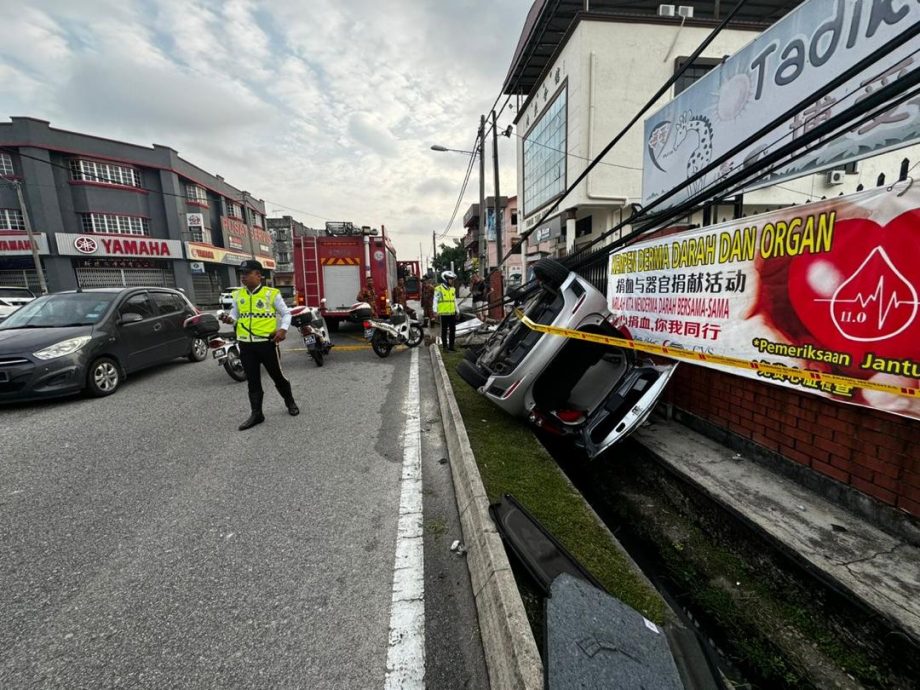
xmin=239 ymin=259 xmax=264 ymax=273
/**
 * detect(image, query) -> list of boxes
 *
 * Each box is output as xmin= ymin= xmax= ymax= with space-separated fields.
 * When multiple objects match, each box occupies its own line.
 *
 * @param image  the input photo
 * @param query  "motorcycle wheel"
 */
xmin=372 ymin=334 xmax=392 ymax=358
xmin=406 ymin=324 xmax=424 ymax=348
xmin=311 ymin=349 xmax=324 ymax=367
xmin=224 ymin=353 xmax=247 ymax=381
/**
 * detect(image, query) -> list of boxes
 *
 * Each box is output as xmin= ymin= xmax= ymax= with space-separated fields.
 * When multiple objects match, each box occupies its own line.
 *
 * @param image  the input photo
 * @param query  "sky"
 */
xmin=0 ymin=0 xmax=530 ymax=262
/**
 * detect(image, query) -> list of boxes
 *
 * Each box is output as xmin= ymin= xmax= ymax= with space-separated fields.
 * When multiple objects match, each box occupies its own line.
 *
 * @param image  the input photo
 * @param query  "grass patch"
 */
xmin=441 ymin=350 xmax=667 ymax=625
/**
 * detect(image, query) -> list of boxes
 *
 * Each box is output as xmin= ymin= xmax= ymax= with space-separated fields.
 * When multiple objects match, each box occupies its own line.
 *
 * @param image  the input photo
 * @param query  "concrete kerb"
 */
xmin=429 ymin=345 xmax=544 ymax=690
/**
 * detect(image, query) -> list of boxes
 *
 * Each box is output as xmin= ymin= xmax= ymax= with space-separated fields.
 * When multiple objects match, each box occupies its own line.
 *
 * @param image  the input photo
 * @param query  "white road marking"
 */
xmin=384 ymin=347 xmax=425 ymax=689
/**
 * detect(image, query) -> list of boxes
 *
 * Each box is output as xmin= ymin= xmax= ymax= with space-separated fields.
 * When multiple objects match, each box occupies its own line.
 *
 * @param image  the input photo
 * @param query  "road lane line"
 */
xmin=384 ymin=347 xmax=425 ymax=689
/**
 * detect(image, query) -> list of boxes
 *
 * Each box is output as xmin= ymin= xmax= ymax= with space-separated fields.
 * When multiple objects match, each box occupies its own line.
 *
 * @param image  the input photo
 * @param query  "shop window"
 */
xmin=70 ymin=159 xmax=142 ymax=188
xmin=81 ymin=213 xmax=149 ymax=236
xmin=674 ymin=57 xmax=722 ymax=95
xmin=575 ymin=215 xmax=593 ymax=238
xmin=0 ymin=208 xmax=25 ymax=231
xmin=0 ymin=153 xmax=14 ymax=177
xmin=226 ymin=200 xmax=243 ymax=218
xmin=523 ymin=85 xmax=567 ymax=216
xmin=186 ymin=184 xmax=208 ymax=205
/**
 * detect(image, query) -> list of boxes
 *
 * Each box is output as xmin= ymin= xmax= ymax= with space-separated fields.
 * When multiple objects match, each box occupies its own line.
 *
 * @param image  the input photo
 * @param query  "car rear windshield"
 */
xmin=0 ymin=288 xmax=34 ymax=299
xmin=0 ymin=293 xmax=118 ymax=329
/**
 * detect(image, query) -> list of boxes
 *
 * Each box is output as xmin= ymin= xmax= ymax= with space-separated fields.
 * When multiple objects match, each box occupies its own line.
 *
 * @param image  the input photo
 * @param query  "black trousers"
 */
xmin=238 ymin=340 xmax=294 ymax=412
xmin=440 ymin=314 xmax=456 ymax=350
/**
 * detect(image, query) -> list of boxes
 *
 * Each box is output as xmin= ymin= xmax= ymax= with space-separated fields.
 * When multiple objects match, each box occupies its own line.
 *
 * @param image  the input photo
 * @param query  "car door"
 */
xmin=579 ymin=363 xmax=678 ymax=459
xmin=149 ymin=291 xmax=188 ymax=360
xmin=113 ymin=292 xmax=162 ymax=372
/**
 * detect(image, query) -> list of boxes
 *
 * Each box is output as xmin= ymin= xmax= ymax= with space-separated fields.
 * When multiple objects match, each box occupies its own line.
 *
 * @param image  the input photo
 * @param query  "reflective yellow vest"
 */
xmin=435 ymin=284 xmax=456 ymax=315
xmin=234 ymin=285 xmax=280 ymax=342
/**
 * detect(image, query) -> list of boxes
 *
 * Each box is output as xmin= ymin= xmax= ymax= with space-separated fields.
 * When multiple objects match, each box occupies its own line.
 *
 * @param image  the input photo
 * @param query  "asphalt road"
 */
xmin=0 ymin=325 xmax=485 ymax=688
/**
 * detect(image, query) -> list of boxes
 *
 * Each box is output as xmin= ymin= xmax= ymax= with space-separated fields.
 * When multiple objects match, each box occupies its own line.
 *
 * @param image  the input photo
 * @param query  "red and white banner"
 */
xmin=608 ymin=182 xmax=920 ymax=419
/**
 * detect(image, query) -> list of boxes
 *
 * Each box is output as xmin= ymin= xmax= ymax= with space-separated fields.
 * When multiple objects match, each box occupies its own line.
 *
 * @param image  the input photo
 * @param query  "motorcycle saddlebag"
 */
xmin=347 ymin=307 xmax=374 ymax=322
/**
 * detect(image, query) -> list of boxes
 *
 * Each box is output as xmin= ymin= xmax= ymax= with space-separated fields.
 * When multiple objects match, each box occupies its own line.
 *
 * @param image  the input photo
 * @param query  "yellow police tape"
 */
xmin=515 ymin=311 xmax=919 ymax=399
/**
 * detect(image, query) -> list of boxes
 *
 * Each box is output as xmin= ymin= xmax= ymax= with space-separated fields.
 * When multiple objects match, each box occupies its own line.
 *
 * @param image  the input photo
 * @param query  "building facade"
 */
xmin=507 ymin=2 xmax=920 ymax=261
xmin=0 ymin=117 xmax=273 ymax=305
xmin=266 ymin=215 xmax=321 ymax=295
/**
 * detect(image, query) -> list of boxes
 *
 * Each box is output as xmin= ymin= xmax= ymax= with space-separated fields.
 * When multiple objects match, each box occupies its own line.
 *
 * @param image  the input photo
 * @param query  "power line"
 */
xmin=437 ymin=132 xmax=481 ymax=240
xmin=501 ymin=122 xmax=644 ymax=171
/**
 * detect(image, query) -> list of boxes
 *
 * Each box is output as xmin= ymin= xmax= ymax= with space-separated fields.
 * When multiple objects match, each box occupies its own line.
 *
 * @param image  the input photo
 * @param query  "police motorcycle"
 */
xmin=206 ymin=310 xmax=247 ymax=382
xmin=290 ymin=299 xmax=333 ymax=367
xmin=348 ymin=301 xmax=424 ymax=358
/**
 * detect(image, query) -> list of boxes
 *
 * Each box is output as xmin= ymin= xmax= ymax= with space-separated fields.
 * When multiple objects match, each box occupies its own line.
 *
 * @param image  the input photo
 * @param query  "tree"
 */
xmin=432 ymin=239 xmax=470 ymax=283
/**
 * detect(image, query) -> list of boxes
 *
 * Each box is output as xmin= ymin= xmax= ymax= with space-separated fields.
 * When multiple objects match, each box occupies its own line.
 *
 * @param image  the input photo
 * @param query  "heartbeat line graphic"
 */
xmin=814 ymin=246 xmax=919 ymax=342
xmin=816 ymin=276 xmax=920 ymax=329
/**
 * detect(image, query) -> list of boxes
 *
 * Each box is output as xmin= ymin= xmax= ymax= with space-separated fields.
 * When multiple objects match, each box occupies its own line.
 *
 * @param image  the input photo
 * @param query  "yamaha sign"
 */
xmin=55 ymin=234 xmax=183 ymax=259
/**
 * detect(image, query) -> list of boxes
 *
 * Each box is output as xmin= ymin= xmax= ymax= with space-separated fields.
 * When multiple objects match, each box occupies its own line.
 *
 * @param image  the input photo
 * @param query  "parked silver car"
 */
xmin=456 ymin=259 xmax=676 ymax=459
xmin=0 ymin=286 xmax=36 ymax=322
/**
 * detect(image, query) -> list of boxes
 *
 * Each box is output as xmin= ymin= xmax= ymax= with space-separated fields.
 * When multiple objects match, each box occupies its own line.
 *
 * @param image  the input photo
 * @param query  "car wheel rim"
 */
xmin=95 ymin=363 xmax=118 ymax=391
xmin=194 ymin=339 xmax=207 ymax=358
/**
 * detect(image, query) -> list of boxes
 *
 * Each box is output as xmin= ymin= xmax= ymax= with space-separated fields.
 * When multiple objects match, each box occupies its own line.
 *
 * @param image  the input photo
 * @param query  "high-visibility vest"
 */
xmin=234 ymin=285 xmax=280 ymax=342
xmin=435 ymin=284 xmax=456 ymax=315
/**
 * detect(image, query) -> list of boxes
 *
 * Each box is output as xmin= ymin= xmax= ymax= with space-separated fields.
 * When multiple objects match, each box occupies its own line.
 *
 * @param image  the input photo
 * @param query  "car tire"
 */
xmin=533 ymin=258 xmax=569 ymax=289
xmin=188 ymin=337 xmax=208 ymax=362
xmin=86 ymin=357 xmax=122 ymax=397
xmin=456 ymin=359 xmax=488 ymax=390
xmin=464 ymin=345 xmax=483 ymax=363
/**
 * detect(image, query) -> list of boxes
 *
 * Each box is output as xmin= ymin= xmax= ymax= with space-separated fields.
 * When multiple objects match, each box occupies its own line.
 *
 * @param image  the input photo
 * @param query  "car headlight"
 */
xmin=33 ymin=336 xmax=92 ymax=360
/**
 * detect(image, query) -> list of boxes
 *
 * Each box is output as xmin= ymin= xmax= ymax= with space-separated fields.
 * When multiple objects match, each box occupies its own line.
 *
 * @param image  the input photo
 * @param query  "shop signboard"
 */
xmin=0 ymin=232 xmax=49 ymax=255
xmin=642 ymin=0 xmax=920 ymax=210
xmin=55 ymin=234 xmax=182 ymax=259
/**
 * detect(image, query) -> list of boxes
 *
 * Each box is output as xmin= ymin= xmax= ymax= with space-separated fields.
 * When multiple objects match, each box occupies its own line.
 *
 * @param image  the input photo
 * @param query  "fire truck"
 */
xmin=292 ymin=222 xmax=398 ymax=330
xmin=396 ymin=260 xmax=421 ymax=301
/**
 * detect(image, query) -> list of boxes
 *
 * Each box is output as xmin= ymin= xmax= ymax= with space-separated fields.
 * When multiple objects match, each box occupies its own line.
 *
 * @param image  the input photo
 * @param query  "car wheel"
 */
xmin=188 ymin=337 xmax=208 ymax=362
xmin=86 ymin=357 xmax=121 ymax=397
xmin=533 ymin=258 xmax=569 ymax=289
xmin=456 ymin=359 xmax=488 ymax=389
xmin=464 ymin=345 xmax=483 ymax=364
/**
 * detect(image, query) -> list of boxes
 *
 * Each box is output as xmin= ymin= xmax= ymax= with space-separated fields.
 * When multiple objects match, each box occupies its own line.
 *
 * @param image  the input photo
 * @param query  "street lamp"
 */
xmin=429 ymin=144 xmax=477 ymax=156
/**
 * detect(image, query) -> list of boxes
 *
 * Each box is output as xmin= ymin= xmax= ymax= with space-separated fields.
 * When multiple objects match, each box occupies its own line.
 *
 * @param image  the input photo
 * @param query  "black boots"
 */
xmin=241 ymin=390 xmax=265 ymax=430
xmin=286 ymin=399 xmax=300 ymax=416
xmin=239 ymin=412 xmax=265 ymax=430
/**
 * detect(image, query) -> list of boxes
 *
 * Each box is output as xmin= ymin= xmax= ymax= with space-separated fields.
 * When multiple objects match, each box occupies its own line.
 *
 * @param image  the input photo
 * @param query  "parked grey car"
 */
xmin=456 ymin=259 xmax=676 ymax=458
xmin=0 ymin=287 xmax=209 ymax=402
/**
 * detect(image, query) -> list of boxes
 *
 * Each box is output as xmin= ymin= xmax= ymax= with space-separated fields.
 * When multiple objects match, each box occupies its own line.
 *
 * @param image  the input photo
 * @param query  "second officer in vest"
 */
xmin=433 ymin=270 xmax=459 ymax=352
xmin=221 ymin=260 xmax=299 ymax=430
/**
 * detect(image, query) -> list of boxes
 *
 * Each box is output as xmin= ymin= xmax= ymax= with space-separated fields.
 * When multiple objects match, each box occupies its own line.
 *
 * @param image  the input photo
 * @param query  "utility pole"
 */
xmin=478 ymin=114 xmax=486 ymax=274
xmin=491 ymin=110 xmax=502 ymax=279
xmin=432 ymin=230 xmax=437 ymax=270
xmin=241 ymin=190 xmax=255 ymax=260
xmin=9 ymin=179 xmax=48 ymax=294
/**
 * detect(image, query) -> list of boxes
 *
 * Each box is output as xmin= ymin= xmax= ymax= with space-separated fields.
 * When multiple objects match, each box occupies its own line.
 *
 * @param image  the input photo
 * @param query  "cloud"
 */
xmin=0 ymin=0 xmax=533 ymax=261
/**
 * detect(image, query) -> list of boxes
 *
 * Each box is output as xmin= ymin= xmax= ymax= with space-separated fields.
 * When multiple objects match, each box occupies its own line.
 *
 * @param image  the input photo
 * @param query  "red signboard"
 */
xmin=608 ymin=183 xmax=920 ymax=420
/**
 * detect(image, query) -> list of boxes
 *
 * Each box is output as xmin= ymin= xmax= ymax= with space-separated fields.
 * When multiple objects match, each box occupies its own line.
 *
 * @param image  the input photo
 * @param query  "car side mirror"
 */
xmin=120 ymin=312 xmax=143 ymax=324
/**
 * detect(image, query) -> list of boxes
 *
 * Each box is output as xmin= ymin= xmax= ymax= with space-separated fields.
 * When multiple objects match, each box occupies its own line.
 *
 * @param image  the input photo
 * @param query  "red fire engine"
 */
xmin=396 ymin=260 xmax=421 ymax=301
xmin=293 ymin=222 xmax=398 ymax=329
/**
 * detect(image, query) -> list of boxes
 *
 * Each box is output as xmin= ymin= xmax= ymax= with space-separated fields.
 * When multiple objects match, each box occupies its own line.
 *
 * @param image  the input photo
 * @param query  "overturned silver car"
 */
xmin=456 ymin=259 xmax=676 ymax=458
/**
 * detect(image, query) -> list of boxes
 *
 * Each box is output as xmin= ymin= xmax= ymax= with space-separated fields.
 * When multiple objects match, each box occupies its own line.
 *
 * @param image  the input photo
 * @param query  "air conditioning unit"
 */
xmin=827 ymin=170 xmax=845 ymax=185
xmin=658 ymin=4 xmax=676 ymax=17
xmin=677 ymin=5 xmax=695 ymax=18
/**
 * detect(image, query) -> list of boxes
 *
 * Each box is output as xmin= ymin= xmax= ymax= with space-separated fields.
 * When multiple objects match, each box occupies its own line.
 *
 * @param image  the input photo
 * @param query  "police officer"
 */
xmin=421 ymin=276 xmax=434 ymax=326
xmin=220 ymin=260 xmax=299 ymax=430
xmin=433 ymin=270 xmax=458 ymax=351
